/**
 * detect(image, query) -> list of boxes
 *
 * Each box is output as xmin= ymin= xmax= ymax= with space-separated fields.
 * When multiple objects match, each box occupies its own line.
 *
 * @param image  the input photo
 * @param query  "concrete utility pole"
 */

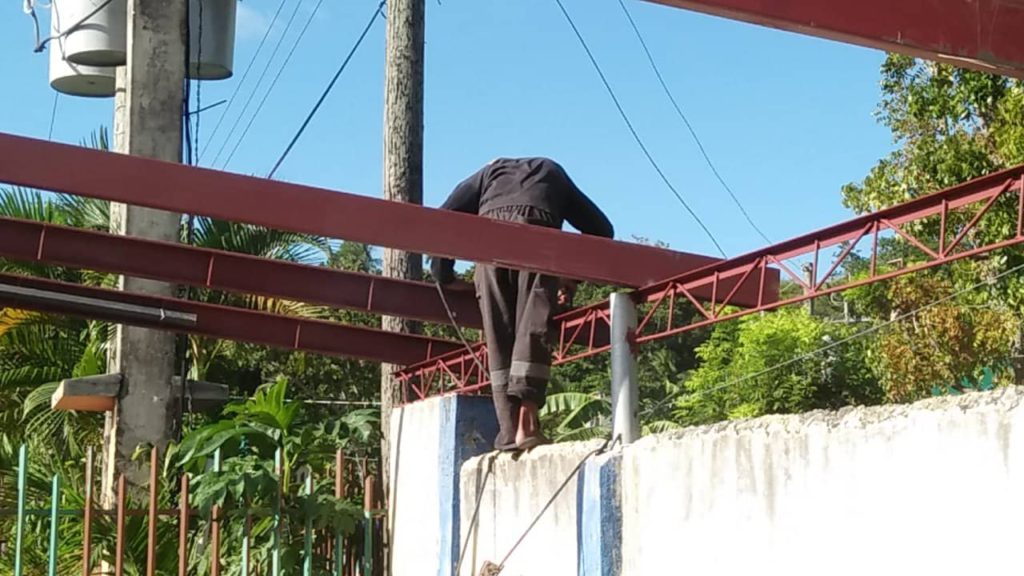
xmin=381 ymin=0 xmax=425 ymax=571
xmin=102 ymin=0 xmax=186 ymax=503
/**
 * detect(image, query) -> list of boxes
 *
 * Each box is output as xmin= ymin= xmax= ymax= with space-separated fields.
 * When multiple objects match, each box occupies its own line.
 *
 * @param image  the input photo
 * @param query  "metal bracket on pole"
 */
xmin=610 ymin=293 xmax=639 ymax=445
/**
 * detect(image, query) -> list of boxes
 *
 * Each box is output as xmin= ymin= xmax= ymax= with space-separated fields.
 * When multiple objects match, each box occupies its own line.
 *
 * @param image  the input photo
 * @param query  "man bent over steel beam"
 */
xmin=432 ymin=157 xmax=614 ymax=451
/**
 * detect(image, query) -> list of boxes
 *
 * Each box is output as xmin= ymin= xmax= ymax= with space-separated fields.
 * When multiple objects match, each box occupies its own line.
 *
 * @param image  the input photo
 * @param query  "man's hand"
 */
xmin=557 ymin=279 xmax=579 ymax=308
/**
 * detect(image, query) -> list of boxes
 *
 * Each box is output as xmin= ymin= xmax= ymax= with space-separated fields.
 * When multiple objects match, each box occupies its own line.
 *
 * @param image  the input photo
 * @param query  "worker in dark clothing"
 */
xmin=431 ymin=157 xmax=614 ymax=451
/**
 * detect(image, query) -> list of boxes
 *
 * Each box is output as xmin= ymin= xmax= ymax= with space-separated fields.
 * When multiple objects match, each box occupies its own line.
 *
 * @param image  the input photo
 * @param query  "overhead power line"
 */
xmin=208 ymin=0 xmax=308 ymax=167
xmin=553 ymin=0 xmax=727 ymax=257
xmin=268 ymin=0 xmax=386 ymax=179
xmin=222 ymin=0 xmax=328 ymax=170
xmin=616 ymin=0 xmax=772 ymax=245
xmin=47 ymin=93 xmax=59 ymax=141
xmin=202 ymin=0 xmax=291 ymax=160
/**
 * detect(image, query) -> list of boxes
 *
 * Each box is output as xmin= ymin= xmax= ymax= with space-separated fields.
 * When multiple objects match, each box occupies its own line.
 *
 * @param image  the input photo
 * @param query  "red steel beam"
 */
xmin=0 ymin=133 xmax=778 ymax=305
xmin=0 ymin=272 xmax=463 ymax=366
xmin=0 ymin=216 xmax=483 ymax=328
xmin=644 ymin=0 xmax=1024 ymax=79
xmin=398 ymin=163 xmax=1024 ymax=399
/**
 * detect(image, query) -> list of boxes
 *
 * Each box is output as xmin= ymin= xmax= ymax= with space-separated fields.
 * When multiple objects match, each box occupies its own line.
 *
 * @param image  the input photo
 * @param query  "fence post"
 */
xmin=272 ymin=449 xmax=282 ymax=576
xmin=83 ymin=448 xmax=94 ymax=576
xmin=147 ymin=447 xmax=158 ymax=576
xmin=610 ymin=292 xmax=640 ymax=445
xmin=14 ymin=444 xmax=26 ymax=576
xmin=335 ymin=451 xmax=346 ymax=576
xmin=115 ymin=475 xmax=126 ymax=576
xmin=364 ymin=474 xmax=376 ymax=576
xmin=47 ymin=474 xmax=61 ymax=576
xmin=304 ymin=470 xmax=314 ymax=576
xmin=178 ymin=474 xmax=190 ymax=576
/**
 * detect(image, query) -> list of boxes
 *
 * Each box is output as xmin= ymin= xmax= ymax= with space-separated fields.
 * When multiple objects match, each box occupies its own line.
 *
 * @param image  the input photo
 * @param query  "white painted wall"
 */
xmin=388 ymin=397 xmax=443 ymax=576
xmin=457 ymin=440 xmax=604 ymax=576
xmin=621 ymin=388 xmax=1024 ymax=576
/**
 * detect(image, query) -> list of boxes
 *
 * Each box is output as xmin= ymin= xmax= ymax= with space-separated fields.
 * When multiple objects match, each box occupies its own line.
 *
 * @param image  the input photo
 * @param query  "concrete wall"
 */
xmin=622 ymin=387 xmax=1024 ymax=575
xmin=388 ymin=397 xmax=442 ymax=576
xmin=392 ymin=387 xmax=1024 ymax=576
xmin=457 ymin=441 xmax=605 ymax=576
xmin=389 ymin=396 xmax=497 ymax=576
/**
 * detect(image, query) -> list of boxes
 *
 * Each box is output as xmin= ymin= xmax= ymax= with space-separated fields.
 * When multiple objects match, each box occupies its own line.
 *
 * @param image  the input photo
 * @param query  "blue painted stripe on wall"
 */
xmin=437 ymin=398 xmax=458 ymax=576
xmin=438 ymin=396 xmax=499 ymax=576
xmin=578 ymin=454 xmax=622 ymax=576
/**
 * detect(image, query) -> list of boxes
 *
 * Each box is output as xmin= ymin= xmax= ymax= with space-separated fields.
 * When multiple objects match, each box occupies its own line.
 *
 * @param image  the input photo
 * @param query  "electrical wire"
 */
xmin=194 ymin=0 xmax=204 ymax=159
xmin=553 ymin=0 xmax=727 ymax=257
xmin=221 ymin=0 xmax=327 ymax=170
xmin=267 ymin=0 xmax=386 ymax=179
xmin=202 ymin=0 xmax=291 ymax=161
xmin=47 ymin=93 xmax=59 ymax=141
xmin=179 ymin=0 xmax=203 ymax=426
xmin=208 ymin=0 xmax=308 ymax=167
xmin=616 ymin=0 xmax=772 ymax=245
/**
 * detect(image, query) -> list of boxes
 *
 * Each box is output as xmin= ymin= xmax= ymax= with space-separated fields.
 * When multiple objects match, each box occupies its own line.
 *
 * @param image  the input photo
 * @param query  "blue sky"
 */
xmin=0 ymin=0 xmax=894 ymax=261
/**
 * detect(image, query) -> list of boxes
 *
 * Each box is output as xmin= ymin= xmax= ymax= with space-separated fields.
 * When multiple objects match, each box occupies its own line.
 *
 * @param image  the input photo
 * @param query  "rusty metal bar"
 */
xmin=115 ymin=475 xmax=126 ymax=576
xmin=178 ymin=474 xmax=189 ymax=576
xmin=643 ymin=0 xmax=1024 ymax=79
xmin=0 ymin=216 xmax=483 ymax=328
xmin=0 ymin=133 xmax=758 ymax=294
xmin=0 ymin=272 xmax=463 ymax=366
xmin=211 ymin=449 xmax=222 ymax=576
xmin=335 ymin=451 xmax=345 ymax=576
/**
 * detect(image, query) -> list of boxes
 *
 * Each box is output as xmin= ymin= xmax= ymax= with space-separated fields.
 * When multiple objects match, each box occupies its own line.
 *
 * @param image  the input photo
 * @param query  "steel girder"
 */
xmin=643 ymin=0 xmax=1024 ymax=79
xmin=0 ymin=272 xmax=463 ymax=366
xmin=0 ymin=216 xmax=483 ymax=328
xmin=0 ymin=133 xmax=777 ymax=301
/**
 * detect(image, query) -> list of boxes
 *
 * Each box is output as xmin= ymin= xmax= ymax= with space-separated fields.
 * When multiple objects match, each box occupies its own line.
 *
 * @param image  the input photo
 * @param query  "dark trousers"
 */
xmin=474 ymin=206 xmax=560 ymax=449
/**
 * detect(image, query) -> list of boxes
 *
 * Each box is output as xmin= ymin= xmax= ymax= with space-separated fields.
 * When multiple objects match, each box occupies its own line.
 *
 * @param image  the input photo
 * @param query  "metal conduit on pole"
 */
xmin=610 ymin=292 xmax=640 ymax=445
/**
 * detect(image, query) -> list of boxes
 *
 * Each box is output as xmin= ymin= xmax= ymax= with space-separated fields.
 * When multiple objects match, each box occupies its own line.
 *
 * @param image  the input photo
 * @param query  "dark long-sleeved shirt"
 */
xmin=431 ymin=157 xmax=614 ymax=283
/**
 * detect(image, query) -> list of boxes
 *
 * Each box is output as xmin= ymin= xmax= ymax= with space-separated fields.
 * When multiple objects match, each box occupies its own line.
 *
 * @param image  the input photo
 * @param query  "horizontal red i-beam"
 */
xmin=0 ymin=216 xmax=484 ymax=328
xmin=0 ymin=133 xmax=777 ymax=305
xmin=644 ymin=0 xmax=1024 ymax=79
xmin=0 ymin=272 xmax=463 ymax=366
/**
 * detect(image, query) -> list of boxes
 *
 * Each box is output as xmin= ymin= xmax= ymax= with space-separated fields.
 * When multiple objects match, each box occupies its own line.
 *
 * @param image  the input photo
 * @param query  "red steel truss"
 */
xmin=0 ymin=134 xmax=772 ymax=300
xmin=398 ymin=165 xmax=1024 ymax=399
xmin=645 ymin=0 xmax=1024 ymax=80
xmin=0 ymin=215 xmax=483 ymax=328
xmin=0 ymin=272 xmax=463 ymax=366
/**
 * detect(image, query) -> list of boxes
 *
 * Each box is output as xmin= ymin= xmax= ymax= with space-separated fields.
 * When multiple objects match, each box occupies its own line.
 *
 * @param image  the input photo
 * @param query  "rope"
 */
xmin=471 ymin=436 xmax=619 ymax=575
xmin=435 ymin=281 xmax=488 ymax=377
xmin=453 ymin=453 xmax=496 ymax=576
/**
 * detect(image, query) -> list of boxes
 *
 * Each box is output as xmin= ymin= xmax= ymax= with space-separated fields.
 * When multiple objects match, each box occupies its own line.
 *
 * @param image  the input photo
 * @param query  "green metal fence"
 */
xmin=1 ymin=445 xmax=384 ymax=576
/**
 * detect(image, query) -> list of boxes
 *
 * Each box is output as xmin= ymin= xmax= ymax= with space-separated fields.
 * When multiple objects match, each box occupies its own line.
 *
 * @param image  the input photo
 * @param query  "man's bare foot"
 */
xmin=516 ymin=400 xmax=549 ymax=450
